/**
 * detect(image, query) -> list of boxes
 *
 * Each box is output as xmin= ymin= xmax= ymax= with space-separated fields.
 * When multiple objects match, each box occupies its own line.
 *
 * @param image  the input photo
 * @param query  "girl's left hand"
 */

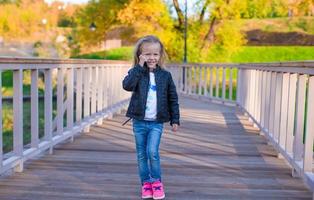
xmin=172 ymin=124 xmax=179 ymax=132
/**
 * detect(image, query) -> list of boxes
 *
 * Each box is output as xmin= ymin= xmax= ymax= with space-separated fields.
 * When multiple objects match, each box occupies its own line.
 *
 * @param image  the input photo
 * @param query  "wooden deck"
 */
xmin=0 ymin=96 xmax=311 ymax=200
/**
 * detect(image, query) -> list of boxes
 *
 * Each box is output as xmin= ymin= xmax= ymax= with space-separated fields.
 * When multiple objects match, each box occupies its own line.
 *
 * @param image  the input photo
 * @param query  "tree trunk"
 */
xmin=172 ymin=0 xmax=184 ymax=30
xmin=199 ymin=0 xmax=210 ymax=24
xmin=201 ymin=17 xmax=217 ymax=49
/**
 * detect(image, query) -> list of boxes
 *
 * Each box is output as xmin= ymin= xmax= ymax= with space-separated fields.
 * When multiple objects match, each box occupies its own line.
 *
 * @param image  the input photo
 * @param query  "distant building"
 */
xmin=101 ymin=39 xmax=122 ymax=50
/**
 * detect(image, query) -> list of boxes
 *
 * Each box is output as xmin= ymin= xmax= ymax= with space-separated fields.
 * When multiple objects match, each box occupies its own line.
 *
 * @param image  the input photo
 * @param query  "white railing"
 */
xmin=1 ymin=58 xmax=313 ymax=195
xmin=0 ymin=57 xmax=131 ymax=174
xmin=168 ymin=62 xmax=314 ymax=193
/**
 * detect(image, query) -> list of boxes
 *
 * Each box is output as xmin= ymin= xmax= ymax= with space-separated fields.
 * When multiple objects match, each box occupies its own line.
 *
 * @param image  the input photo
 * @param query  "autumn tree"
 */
xmin=74 ymin=0 xmax=129 ymax=47
xmin=117 ymin=0 xmax=182 ymax=60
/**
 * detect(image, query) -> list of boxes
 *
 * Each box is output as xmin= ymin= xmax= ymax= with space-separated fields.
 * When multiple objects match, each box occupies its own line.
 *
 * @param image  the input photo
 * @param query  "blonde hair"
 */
xmin=133 ymin=35 xmax=167 ymax=68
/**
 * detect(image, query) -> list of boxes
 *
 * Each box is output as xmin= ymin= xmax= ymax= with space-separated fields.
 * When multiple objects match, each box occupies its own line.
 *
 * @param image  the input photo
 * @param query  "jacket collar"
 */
xmin=146 ymin=65 xmax=161 ymax=73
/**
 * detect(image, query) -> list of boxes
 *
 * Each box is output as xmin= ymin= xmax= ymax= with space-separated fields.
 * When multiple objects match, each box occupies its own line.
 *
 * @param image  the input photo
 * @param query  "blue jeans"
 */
xmin=132 ymin=119 xmax=164 ymax=184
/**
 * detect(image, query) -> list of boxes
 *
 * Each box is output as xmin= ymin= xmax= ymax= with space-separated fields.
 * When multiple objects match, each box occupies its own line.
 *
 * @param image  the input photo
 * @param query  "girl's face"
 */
xmin=140 ymin=43 xmax=161 ymax=69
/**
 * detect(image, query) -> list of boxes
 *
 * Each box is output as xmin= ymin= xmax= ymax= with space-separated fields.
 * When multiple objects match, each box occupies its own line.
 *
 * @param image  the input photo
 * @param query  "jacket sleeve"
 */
xmin=122 ymin=65 xmax=145 ymax=92
xmin=167 ymin=72 xmax=180 ymax=126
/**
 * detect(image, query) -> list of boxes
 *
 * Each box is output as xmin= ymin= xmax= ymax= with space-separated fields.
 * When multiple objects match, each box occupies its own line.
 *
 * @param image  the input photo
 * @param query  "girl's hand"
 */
xmin=139 ymin=54 xmax=147 ymax=67
xmin=172 ymin=124 xmax=179 ymax=132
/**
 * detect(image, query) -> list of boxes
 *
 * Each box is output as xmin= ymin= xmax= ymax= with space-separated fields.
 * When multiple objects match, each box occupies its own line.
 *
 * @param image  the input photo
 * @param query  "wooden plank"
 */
xmin=0 ymin=96 xmax=311 ymax=200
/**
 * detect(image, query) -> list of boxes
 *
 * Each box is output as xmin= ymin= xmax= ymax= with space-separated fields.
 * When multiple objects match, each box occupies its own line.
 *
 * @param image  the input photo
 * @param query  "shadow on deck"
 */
xmin=0 ymin=96 xmax=311 ymax=200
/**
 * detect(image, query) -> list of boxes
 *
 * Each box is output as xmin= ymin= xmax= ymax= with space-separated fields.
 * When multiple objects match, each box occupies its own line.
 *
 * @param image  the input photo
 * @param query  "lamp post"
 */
xmin=89 ymin=22 xmax=96 ymax=32
xmin=182 ymin=0 xmax=187 ymax=92
xmin=183 ymin=0 xmax=187 ymax=63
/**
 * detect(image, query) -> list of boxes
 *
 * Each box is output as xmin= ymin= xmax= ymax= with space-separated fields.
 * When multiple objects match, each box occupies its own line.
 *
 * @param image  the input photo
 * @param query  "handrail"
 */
xmin=167 ymin=61 xmax=314 ymax=194
xmin=0 ymin=57 xmax=131 ymax=174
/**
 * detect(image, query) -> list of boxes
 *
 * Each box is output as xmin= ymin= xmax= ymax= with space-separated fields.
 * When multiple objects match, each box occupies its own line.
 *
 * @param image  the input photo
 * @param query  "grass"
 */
xmin=2 ymin=100 xmax=46 ymax=153
xmin=230 ymin=46 xmax=314 ymax=63
xmin=239 ymin=17 xmax=314 ymax=34
xmin=2 ymin=70 xmax=45 ymax=97
xmin=72 ymin=46 xmax=133 ymax=60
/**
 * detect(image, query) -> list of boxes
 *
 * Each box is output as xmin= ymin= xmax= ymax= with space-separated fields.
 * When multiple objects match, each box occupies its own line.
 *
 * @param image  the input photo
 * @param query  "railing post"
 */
xmin=268 ymin=72 xmax=276 ymax=135
xmin=236 ymin=68 xmax=241 ymax=106
xmin=193 ymin=66 xmax=197 ymax=94
xmin=210 ymin=67 xmax=213 ymax=98
xmin=286 ymin=73 xmax=297 ymax=155
xmin=255 ymin=70 xmax=262 ymax=125
xmin=103 ymin=67 xmax=108 ymax=110
xmin=204 ymin=67 xmax=208 ymax=96
xmin=222 ymin=67 xmax=226 ymax=100
xmin=91 ymin=66 xmax=97 ymax=115
xmin=57 ymin=67 xmax=64 ymax=135
xmin=264 ymin=71 xmax=271 ymax=132
xmin=184 ymin=66 xmax=188 ymax=94
xmin=44 ymin=69 xmax=53 ymax=154
xmin=215 ymin=67 xmax=219 ymax=98
xmin=97 ymin=66 xmax=103 ymax=113
xmin=260 ymin=71 xmax=268 ymax=127
xmin=67 ymin=67 xmax=74 ymax=130
xmin=0 ymin=71 xmax=2 ymax=167
xmin=31 ymin=69 xmax=39 ymax=148
xmin=198 ymin=67 xmax=202 ymax=95
xmin=83 ymin=67 xmax=91 ymax=132
xmin=279 ymin=73 xmax=289 ymax=149
xmin=76 ymin=67 xmax=82 ymax=123
xmin=293 ymin=74 xmax=307 ymax=162
xmin=13 ymin=69 xmax=23 ymax=172
xmin=303 ymin=76 xmax=314 ymax=172
xmin=274 ymin=73 xmax=283 ymax=143
xmin=229 ymin=68 xmax=233 ymax=101
xmin=248 ymin=69 xmax=256 ymax=122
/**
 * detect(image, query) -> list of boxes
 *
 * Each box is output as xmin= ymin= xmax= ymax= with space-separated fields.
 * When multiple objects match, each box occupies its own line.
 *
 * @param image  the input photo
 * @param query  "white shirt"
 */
xmin=144 ymin=72 xmax=157 ymax=120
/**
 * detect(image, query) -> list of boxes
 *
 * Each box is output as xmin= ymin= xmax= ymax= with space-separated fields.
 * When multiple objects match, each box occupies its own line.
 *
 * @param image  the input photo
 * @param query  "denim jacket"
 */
xmin=122 ymin=64 xmax=180 ymax=126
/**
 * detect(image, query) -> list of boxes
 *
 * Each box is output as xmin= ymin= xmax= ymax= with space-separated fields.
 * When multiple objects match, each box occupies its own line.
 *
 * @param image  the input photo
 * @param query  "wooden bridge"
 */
xmin=0 ymin=58 xmax=313 ymax=199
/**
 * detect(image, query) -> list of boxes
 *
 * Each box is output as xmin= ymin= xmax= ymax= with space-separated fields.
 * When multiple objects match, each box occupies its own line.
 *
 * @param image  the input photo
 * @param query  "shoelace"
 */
xmin=153 ymin=185 xmax=162 ymax=191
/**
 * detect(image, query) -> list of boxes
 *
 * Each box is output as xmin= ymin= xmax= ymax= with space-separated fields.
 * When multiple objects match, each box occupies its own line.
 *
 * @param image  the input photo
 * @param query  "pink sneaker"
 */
xmin=141 ymin=182 xmax=153 ymax=199
xmin=152 ymin=181 xmax=165 ymax=200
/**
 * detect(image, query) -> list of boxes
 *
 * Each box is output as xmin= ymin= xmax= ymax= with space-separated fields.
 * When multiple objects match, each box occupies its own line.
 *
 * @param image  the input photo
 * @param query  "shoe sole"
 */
xmin=153 ymin=195 xmax=165 ymax=200
xmin=142 ymin=195 xmax=153 ymax=199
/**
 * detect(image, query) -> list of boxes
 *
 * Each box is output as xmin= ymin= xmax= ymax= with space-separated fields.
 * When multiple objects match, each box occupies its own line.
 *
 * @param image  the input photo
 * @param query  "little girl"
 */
xmin=122 ymin=35 xmax=180 ymax=199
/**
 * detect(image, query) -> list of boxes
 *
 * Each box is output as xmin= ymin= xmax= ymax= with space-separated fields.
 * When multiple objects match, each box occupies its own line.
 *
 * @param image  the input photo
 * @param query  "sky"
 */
xmin=45 ymin=0 xmax=88 ymax=4
xmin=46 ymin=0 xmax=195 ymax=8
xmin=45 ymin=0 xmax=199 ymax=16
